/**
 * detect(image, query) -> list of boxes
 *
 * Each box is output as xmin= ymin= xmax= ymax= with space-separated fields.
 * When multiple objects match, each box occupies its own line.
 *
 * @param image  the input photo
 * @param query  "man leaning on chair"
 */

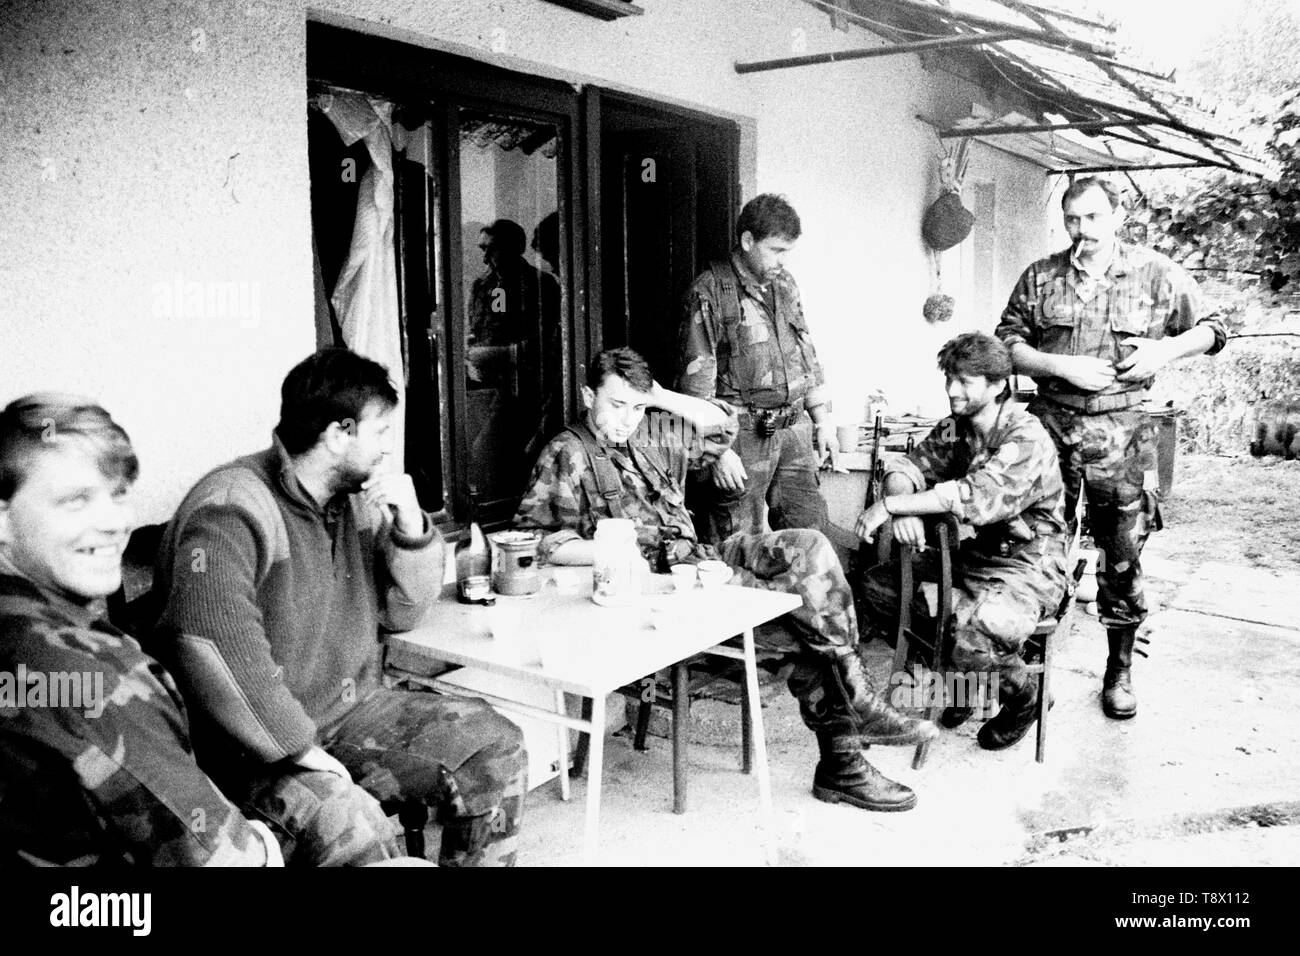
xmin=855 ymin=333 xmax=1071 ymax=752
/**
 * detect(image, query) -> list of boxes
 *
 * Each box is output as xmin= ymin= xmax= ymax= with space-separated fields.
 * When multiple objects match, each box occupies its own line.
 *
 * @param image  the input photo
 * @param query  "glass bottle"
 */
xmin=456 ymin=495 xmax=494 ymax=605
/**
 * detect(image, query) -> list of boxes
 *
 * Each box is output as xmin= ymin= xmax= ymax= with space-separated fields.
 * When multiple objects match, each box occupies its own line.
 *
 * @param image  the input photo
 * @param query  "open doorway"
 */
xmin=595 ymin=92 xmax=739 ymax=384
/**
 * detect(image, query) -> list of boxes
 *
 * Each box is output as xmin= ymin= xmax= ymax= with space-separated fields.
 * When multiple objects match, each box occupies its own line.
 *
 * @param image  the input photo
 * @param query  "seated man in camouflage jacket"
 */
xmin=0 ymin=394 xmax=402 ymax=866
xmin=855 ymin=333 xmax=1070 ymax=751
xmin=515 ymin=347 xmax=937 ymax=813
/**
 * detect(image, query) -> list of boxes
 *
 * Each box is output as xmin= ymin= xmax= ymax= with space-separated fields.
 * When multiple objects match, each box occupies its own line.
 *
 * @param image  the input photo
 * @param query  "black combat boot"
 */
xmin=939 ymin=705 xmax=974 ymax=729
xmin=811 ymin=731 xmax=917 ymax=812
xmin=977 ymin=674 xmax=1040 ymax=751
xmin=1102 ymin=627 xmax=1138 ymax=719
xmin=830 ymin=648 xmax=939 ymax=746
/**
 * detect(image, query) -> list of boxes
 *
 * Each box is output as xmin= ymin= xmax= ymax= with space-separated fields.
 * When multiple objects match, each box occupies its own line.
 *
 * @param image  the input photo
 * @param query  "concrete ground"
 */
xmin=511 ymin=533 xmax=1300 ymax=867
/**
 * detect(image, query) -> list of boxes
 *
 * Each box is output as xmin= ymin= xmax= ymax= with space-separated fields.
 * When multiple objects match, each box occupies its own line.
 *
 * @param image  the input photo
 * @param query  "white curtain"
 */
xmin=318 ymin=91 xmax=406 ymax=468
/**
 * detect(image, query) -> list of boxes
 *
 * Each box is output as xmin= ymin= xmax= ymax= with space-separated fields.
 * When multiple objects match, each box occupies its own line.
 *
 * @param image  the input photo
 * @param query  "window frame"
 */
xmin=307 ymin=21 xmax=587 ymax=534
xmin=443 ymin=94 xmax=578 ymax=527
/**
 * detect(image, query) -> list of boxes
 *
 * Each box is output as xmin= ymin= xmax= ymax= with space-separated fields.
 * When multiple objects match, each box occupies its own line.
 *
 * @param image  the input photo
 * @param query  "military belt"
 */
xmin=1041 ymin=388 xmax=1148 ymax=415
xmin=739 ymin=404 xmax=802 ymax=436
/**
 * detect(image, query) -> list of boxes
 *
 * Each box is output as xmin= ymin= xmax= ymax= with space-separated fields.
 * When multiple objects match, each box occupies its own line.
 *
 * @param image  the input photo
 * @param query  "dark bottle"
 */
xmin=656 ymin=525 xmax=682 ymax=574
xmin=455 ymin=497 xmax=494 ymax=605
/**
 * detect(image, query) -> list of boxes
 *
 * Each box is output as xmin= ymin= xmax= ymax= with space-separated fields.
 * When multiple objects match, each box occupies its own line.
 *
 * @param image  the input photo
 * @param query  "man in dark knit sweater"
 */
xmin=154 ymin=349 xmax=527 ymax=866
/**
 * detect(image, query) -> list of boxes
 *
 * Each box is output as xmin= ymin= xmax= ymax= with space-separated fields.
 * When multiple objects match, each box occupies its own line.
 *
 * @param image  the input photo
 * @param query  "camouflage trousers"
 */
xmin=243 ymin=689 xmax=527 ymax=867
xmin=859 ymin=542 xmax=1067 ymax=696
xmin=1031 ymin=399 xmax=1161 ymax=632
xmin=698 ymin=414 xmax=828 ymax=541
xmin=242 ymin=766 xmax=406 ymax=867
xmin=717 ymin=526 xmax=864 ymax=739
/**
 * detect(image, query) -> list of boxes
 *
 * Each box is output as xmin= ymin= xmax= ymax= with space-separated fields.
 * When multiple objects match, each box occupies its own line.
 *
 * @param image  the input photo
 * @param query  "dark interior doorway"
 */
xmin=306 ymin=20 xmax=740 ymax=533
xmin=597 ymin=94 xmax=738 ymax=384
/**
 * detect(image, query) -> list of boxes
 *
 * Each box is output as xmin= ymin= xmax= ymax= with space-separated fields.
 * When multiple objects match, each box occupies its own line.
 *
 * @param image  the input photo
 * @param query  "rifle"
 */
xmin=846 ymin=413 xmax=888 ymax=614
xmin=865 ymin=414 xmax=884 ymax=508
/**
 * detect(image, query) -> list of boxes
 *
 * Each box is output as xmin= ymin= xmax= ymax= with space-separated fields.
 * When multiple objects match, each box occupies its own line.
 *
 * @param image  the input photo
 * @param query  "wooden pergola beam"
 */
xmin=734 ymin=31 xmax=1021 ymax=74
xmin=1104 ymin=130 xmax=1240 ymax=172
xmin=859 ymin=0 xmax=1117 ymax=58
xmin=1011 ymin=1 xmax=1116 ymax=33
xmin=1048 ymin=162 xmax=1205 ymax=174
xmin=1062 ymin=91 xmax=1242 ymax=146
xmin=938 ymin=118 xmax=1151 ymax=138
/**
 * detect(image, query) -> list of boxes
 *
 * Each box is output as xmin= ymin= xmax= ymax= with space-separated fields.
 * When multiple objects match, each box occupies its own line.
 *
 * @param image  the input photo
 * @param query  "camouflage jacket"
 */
xmin=676 ymin=251 xmax=828 ymax=411
xmin=514 ymin=404 xmax=738 ymax=562
xmin=885 ymin=402 xmax=1067 ymax=559
xmin=0 ymin=572 xmax=271 ymax=866
xmin=997 ymin=242 xmax=1225 ymax=407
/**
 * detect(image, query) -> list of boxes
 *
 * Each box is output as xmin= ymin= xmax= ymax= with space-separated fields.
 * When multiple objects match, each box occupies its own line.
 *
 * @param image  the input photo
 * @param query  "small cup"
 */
xmin=696 ymin=559 xmax=733 ymax=589
xmin=669 ymin=564 xmax=698 ymax=593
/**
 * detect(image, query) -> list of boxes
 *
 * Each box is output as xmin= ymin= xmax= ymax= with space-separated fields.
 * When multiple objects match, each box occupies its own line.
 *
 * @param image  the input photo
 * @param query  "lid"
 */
xmin=489 ymin=530 xmax=540 ymax=548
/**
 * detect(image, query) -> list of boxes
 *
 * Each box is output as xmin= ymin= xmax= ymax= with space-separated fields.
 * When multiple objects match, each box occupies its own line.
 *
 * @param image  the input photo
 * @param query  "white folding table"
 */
xmin=386 ymin=572 xmax=801 ymax=864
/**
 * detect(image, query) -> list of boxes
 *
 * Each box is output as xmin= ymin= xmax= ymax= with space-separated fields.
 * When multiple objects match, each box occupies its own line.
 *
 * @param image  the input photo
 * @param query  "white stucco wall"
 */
xmin=0 ymin=0 xmax=1054 ymax=519
xmin=1 ymin=0 xmax=312 ymax=522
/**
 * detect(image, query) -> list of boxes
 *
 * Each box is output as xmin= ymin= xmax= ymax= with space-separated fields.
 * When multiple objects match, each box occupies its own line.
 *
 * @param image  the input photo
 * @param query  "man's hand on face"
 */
xmin=890 ymin=515 xmax=927 ymax=551
xmin=362 ymin=473 xmax=425 ymax=537
xmin=1115 ymin=336 xmax=1173 ymax=382
xmin=293 ymin=745 xmax=353 ymax=783
xmin=712 ymin=448 xmax=748 ymax=493
xmin=1053 ymin=355 xmax=1117 ymax=392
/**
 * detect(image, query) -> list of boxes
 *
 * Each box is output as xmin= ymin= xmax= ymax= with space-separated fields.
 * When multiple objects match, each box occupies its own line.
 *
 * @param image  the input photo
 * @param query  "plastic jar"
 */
xmin=592 ymin=518 xmax=639 ymax=607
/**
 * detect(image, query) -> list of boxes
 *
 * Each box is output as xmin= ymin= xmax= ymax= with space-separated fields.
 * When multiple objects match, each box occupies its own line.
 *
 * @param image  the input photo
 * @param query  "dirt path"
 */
xmin=1154 ymin=454 xmax=1300 ymax=571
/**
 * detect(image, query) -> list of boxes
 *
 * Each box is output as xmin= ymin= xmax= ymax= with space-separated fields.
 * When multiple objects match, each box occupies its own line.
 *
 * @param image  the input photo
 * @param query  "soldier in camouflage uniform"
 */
xmin=0 ymin=394 xmax=403 ymax=866
xmin=516 ymin=348 xmax=936 ymax=813
xmin=677 ymin=194 xmax=839 ymax=541
xmin=855 ymin=335 xmax=1069 ymax=750
xmin=154 ymin=350 xmax=526 ymax=866
xmin=996 ymin=177 xmax=1226 ymax=719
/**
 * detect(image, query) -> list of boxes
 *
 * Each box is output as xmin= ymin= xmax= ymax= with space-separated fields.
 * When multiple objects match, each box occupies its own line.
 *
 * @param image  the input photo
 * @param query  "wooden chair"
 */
xmin=892 ymin=499 xmax=1087 ymax=768
xmin=887 ymin=515 xmax=958 ymax=770
xmin=105 ymin=523 xmax=168 ymax=638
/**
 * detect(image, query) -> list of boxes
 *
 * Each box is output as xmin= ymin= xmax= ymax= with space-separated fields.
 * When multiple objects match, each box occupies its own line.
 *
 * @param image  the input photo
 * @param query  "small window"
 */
xmin=541 ymin=0 xmax=644 ymax=20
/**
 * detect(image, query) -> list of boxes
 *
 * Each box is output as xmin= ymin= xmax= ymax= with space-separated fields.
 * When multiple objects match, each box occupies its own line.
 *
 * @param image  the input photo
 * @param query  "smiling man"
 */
xmin=677 ymin=194 xmax=838 ymax=542
xmin=996 ymin=177 xmax=1226 ymax=720
xmin=0 ymin=395 xmax=289 ymax=865
xmin=855 ymin=334 xmax=1070 ymax=751
xmin=154 ymin=348 xmax=527 ymax=866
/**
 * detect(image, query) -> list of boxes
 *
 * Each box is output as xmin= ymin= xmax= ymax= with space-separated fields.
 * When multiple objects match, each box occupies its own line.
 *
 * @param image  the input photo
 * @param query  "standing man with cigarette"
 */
xmin=995 ymin=177 xmax=1226 ymax=720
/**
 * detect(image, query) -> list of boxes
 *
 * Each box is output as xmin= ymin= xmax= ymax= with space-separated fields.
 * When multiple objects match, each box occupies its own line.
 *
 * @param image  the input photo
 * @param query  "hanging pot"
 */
xmin=922 ymin=191 xmax=975 ymax=251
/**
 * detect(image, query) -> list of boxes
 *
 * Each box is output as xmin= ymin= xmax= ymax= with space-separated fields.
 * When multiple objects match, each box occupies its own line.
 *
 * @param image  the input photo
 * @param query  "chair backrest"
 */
xmin=106 ymin=522 xmax=168 ymax=637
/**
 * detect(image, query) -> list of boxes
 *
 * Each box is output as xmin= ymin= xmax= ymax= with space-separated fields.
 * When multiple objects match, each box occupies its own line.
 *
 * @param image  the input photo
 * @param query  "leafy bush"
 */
xmin=1152 ymin=340 xmax=1300 ymax=455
